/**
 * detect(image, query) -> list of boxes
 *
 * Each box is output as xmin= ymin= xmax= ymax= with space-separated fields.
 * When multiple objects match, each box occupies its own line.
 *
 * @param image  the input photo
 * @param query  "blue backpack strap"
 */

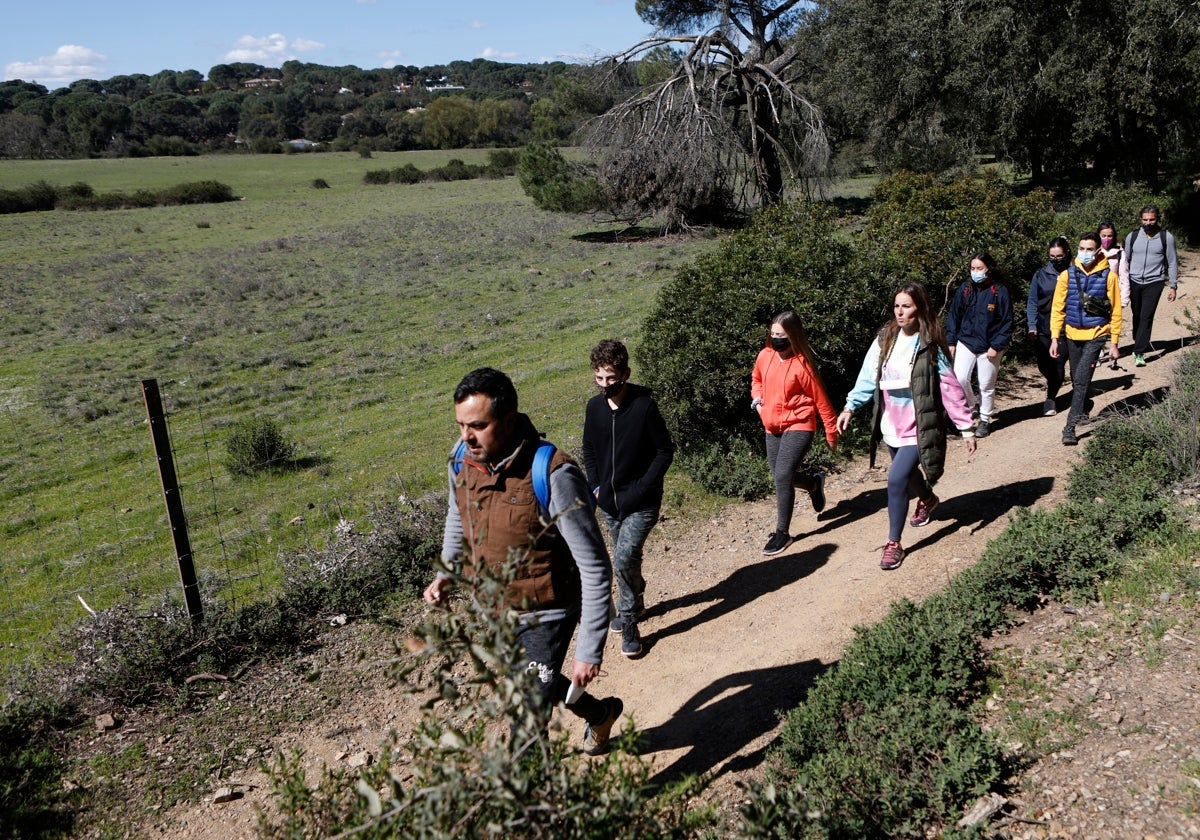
xmin=450 ymin=440 xmax=466 ymax=475
xmin=532 ymin=440 xmax=555 ymax=516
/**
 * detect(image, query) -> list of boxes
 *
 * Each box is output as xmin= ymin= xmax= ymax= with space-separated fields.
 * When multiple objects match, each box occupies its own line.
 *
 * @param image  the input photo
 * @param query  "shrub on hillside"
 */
xmin=426 ymin=158 xmax=482 ymax=181
xmin=517 ymin=143 xmax=606 ymax=214
xmin=159 ymin=180 xmax=236 ymax=205
xmin=281 ymin=499 xmax=443 ymax=611
xmin=764 ymin=598 xmax=1001 ymax=837
xmin=224 ymin=416 xmax=296 ymax=476
xmin=864 ymin=171 xmax=1056 ymax=321
xmin=638 ymin=200 xmax=881 ymax=498
xmin=391 ymin=163 xmax=423 ymax=184
xmin=485 ymin=148 xmax=519 ymax=177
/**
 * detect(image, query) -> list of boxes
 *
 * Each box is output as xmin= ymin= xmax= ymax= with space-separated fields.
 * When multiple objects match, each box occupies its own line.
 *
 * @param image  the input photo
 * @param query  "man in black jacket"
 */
xmin=582 ymin=340 xmax=675 ymax=659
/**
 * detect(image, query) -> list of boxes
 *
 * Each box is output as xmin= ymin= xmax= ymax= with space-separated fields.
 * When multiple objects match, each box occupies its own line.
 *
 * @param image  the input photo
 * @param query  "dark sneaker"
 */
xmin=808 ymin=472 xmax=826 ymax=513
xmin=880 ymin=540 xmax=905 ymax=571
xmin=762 ymin=530 xmax=793 ymax=556
xmin=610 ymin=606 xmax=647 ymax=633
xmin=620 ymin=621 xmax=643 ymax=657
xmin=1043 ymin=400 xmax=1056 ymax=417
xmin=909 ymin=494 xmax=939 ymax=527
xmin=975 ymin=419 xmax=991 ymax=438
xmin=583 ymin=697 xmax=624 ymax=755
xmin=1062 ymin=427 xmax=1078 ymax=446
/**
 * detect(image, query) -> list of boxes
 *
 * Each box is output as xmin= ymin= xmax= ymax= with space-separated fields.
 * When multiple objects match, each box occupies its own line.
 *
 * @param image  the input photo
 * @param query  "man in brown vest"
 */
xmin=423 ymin=367 xmax=624 ymax=753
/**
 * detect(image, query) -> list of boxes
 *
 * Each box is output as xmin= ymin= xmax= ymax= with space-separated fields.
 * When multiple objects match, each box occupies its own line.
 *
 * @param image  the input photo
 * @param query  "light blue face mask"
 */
xmin=970 ymin=269 xmax=987 ymax=283
xmin=1077 ymin=250 xmax=1096 ymax=266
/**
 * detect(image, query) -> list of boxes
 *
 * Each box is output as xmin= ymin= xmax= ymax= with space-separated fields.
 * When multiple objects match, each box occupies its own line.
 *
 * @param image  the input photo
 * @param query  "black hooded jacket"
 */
xmin=581 ymin=383 xmax=675 ymax=517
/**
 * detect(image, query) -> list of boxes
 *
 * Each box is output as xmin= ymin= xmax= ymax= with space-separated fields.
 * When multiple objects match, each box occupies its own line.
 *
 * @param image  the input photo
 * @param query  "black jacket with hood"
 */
xmin=581 ymin=383 xmax=674 ymax=518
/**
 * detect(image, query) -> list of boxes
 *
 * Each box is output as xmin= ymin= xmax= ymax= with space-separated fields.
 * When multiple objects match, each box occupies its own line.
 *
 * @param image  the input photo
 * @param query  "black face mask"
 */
xmin=769 ymin=336 xmax=791 ymax=352
xmin=1051 ymin=257 xmax=1069 ymax=271
xmin=1142 ymin=223 xmax=1159 ymax=235
xmin=600 ymin=381 xmax=625 ymax=398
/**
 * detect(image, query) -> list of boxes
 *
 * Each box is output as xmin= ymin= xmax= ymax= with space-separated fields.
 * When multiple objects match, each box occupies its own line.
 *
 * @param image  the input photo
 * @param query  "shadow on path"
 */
xmin=642 ymin=544 xmax=834 ymax=648
xmin=636 ymin=656 xmax=831 ymax=789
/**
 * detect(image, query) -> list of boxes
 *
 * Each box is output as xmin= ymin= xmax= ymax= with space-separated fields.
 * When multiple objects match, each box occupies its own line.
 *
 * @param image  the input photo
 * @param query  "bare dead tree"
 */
xmin=584 ymin=3 xmax=829 ymax=230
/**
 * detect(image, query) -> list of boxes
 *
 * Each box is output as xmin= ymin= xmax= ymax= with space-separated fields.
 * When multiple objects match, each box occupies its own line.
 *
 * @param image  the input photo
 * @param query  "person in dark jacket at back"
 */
xmin=582 ymin=339 xmax=674 ymax=660
xmin=1026 ymin=237 xmax=1072 ymax=417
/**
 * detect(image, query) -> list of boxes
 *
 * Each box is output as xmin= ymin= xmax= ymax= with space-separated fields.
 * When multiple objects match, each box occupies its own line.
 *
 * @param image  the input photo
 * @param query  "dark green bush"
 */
xmin=159 ymin=180 xmax=236 ymax=205
xmin=638 ymin=200 xmax=880 ymax=497
xmin=426 ymin=158 xmax=482 ymax=182
xmin=768 ymin=596 xmax=1000 ymax=837
xmin=517 ymin=143 xmax=606 ymax=213
xmin=224 ymin=416 xmax=296 ymax=476
xmin=392 ymin=163 xmax=423 ymax=184
xmin=363 ymin=168 xmax=392 ymax=185
xmin=485 ymin=147 xmax=519 ymax=177
xmin=1055 ymin=180 xmax=1175 ymax=246
xmin=759 ymin=697 xmax=1000 ymax=838
xmin=864 ymin=171 xmax=1056 ymax=320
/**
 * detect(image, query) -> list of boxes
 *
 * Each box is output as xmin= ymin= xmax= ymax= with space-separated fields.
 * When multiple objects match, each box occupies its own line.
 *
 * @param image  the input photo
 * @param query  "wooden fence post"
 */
xmin=141 ymin=378 xmax=203 ymax=623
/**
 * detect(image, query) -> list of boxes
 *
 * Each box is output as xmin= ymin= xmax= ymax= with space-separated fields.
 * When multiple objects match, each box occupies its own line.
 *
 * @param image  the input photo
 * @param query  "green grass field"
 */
xmin=0 ymin=150 xmax=722 ymax=676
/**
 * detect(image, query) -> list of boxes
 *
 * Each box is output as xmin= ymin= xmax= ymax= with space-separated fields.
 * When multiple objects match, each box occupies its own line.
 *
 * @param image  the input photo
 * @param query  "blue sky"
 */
xmin=3 ymin=0 xmax=657 ymax=89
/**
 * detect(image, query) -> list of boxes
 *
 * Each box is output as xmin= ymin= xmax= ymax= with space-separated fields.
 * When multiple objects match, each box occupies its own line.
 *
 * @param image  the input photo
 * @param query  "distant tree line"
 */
xmin=0 ymin=59 xmax=639 ymax=159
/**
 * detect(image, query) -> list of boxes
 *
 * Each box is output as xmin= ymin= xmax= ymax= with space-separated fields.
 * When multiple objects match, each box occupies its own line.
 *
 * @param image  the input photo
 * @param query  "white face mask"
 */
xmin=970 ymin=269 xmax=987 ymax=283
xmin=1077 ymin=250 xmax=1096 ymax=266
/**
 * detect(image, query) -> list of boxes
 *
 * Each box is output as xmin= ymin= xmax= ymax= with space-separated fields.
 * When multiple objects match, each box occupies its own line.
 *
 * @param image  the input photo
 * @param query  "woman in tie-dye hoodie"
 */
xmin=836 ymin=282 xmax=978 ymax=571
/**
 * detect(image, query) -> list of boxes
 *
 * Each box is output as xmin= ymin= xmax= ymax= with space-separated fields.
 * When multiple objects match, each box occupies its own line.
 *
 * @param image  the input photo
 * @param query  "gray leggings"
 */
xmin=765 ymin=430 xmax=815 ymax=533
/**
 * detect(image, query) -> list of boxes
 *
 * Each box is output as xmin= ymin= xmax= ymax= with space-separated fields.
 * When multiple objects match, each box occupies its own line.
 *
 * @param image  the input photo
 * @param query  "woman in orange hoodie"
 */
xmin=750 ymin=310 xmax=839 ymax=556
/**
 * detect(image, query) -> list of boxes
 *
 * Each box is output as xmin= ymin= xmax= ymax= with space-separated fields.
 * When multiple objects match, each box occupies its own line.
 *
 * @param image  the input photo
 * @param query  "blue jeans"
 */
xmin=599 ymin=507 xmax=659 ymax=619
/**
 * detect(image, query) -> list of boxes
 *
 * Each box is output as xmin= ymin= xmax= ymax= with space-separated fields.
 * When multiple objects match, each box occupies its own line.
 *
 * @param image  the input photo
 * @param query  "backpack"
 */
xmin=451 ymin=438 xmax=556 ymax=518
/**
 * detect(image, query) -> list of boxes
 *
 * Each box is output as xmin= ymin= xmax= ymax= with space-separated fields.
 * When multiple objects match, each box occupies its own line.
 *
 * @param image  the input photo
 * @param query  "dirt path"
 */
xmin=143 ymin=266 xmax=1195 ymax=837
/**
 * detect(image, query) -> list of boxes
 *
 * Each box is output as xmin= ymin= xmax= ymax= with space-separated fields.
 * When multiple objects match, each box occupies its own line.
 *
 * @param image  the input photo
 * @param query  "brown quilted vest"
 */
xmin=453 ymin=426 xmax=581 ymax=611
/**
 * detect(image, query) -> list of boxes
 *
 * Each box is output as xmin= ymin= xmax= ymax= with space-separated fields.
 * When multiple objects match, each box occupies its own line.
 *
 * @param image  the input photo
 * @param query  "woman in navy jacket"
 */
xmin=946 ymin=252 xmax=1013 ymax=438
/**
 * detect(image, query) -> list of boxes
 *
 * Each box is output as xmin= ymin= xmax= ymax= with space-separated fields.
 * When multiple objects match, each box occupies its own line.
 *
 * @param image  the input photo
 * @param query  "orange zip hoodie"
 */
xmin=751 ymin=346 xmax=838 ymax=443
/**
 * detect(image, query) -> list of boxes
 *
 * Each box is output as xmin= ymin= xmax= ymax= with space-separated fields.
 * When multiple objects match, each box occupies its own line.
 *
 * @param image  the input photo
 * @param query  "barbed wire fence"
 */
xmin=0 ymin=370 xmax=591 ymax=683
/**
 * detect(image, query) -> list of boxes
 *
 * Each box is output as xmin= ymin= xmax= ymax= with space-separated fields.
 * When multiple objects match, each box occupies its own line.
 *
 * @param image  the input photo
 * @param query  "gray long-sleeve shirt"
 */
xmin=440 ymin=459 xmax=612 ymax=666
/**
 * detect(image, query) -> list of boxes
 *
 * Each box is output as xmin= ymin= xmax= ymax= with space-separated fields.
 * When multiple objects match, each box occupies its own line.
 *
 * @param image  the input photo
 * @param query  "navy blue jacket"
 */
xmin=946 ymin=280 xmax=1013 ymax=355
xmin=1026 ymin=262 xmax=1063 ymax=338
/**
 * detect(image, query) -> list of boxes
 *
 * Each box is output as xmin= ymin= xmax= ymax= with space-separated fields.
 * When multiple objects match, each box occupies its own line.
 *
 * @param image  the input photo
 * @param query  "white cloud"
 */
xmin=479 ymin=47 xmax=519 ymax=60
xmin=4 ymin=44 xmax=107 ymax=86
xmin=223 ymin=34 xmax=324 ymax=64
xmin=469 ymin=20 xmax=487 ymax=30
